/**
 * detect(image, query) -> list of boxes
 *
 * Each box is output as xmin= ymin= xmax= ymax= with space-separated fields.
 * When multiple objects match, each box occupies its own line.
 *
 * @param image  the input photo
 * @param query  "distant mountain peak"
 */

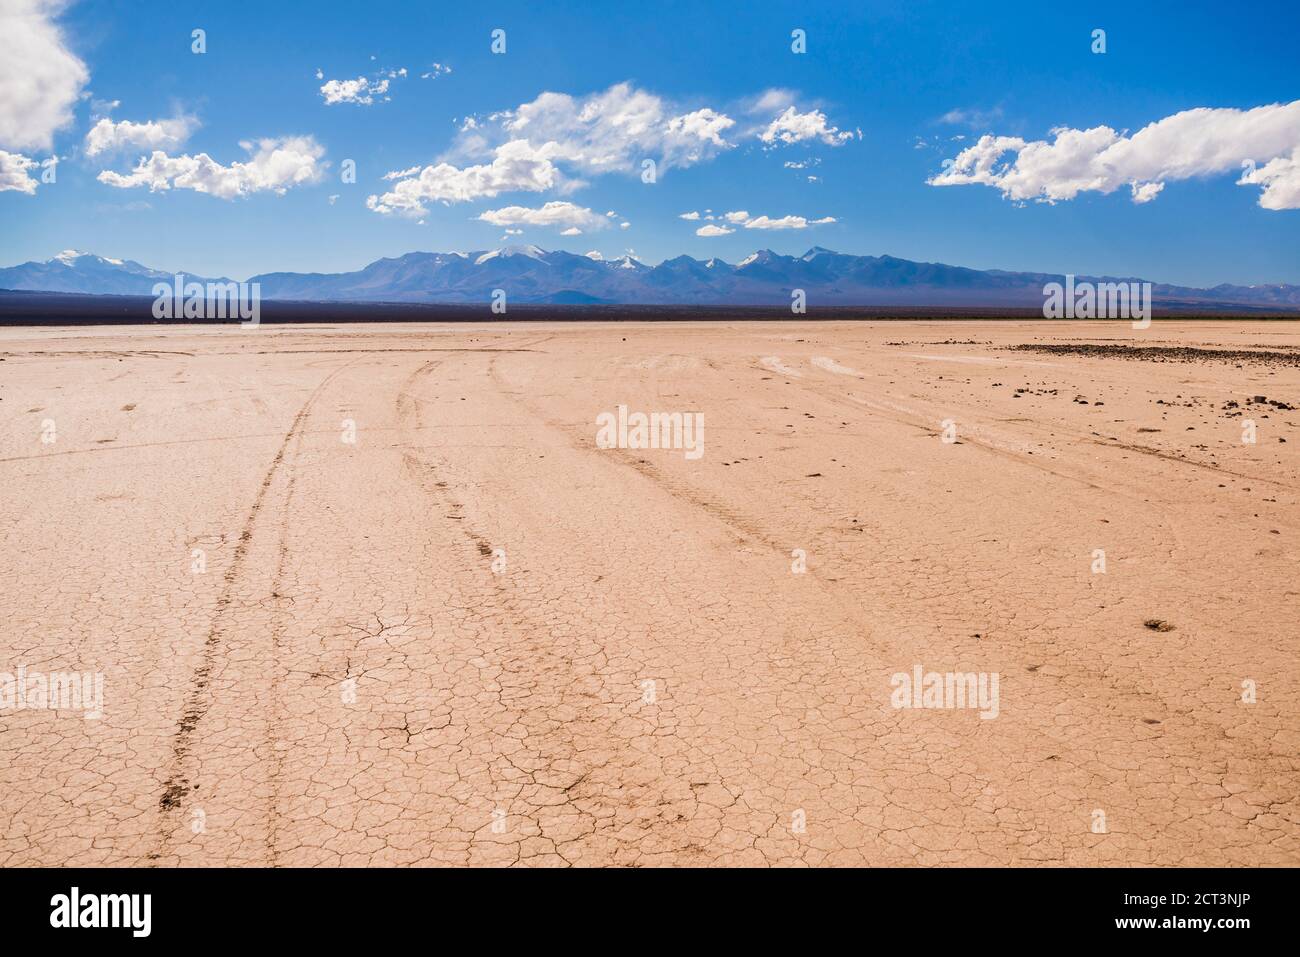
xmin=474 ymin=244 xmax=549 ymax=265
xmin=54 ymin=249 xmax=123 ymax=267
xmin=3 ymin=247 xmax=1297 ymax=311
xmin=737 ymin=249 xmax=785 ymax=268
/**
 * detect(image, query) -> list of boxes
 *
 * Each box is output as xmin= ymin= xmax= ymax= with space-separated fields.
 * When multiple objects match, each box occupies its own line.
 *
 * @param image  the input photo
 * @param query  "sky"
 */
xmin=1 ymin=0 xmax=1298 ymax=285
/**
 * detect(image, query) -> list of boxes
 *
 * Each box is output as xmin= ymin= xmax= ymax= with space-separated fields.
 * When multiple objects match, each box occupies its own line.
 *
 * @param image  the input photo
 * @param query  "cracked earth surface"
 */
xmin=1 ymin=320 xmax=1297 ymax=866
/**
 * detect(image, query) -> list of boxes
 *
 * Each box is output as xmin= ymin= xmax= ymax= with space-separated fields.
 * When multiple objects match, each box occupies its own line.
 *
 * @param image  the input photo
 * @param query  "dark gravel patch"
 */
xmin=1012 ymin=343 xmax=1300 ymax=366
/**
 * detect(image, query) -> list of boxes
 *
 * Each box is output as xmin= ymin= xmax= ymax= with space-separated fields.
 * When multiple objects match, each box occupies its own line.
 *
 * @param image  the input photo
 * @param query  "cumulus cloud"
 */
xmin=96 ymin=136 xmax=326 ymax=199
xmin=421 ymin=63 xmax=452 ymax=79
xmin=369 ymin=83 xmax=739 ymax=215
xmin=1130 ymin=181 xmax=1164 ymax=204
xmin=679 ymin=211 xmax=700 ymax=220
xmin=475 ymin=200 xmax=609 ymax=231
xmin=760 ymin=106 xmax=854 ymax=146
xmin=665 ymin=108 xmax=734 ymax=147
xmin=367 ymin=139 xmax=561 ymax=215
xmin=0 ymin=0 xmax=89 ymax=152
xmin=688 ymin=209 xmax=836 ymax=231
xmin=382 ymin=164 xmax=422 ymax=181
xmin=929 ymin=101 xmax=1300 ymax=210
xmin=84 ymin=115 xmax=197 ymax=157
xmin=369 ymin=82 xmax=854 ymax=218
xmin=0 ymin=150 xmax=39 ymax=193
xmin=744 ymin=214 xmax=836 ymax=229
xmin=1237 ymin=152 xmax=1300 ymax=211
xmin=320 ymin=75 xmax=390 ymax=105
xmin=499 ymin=83 xmax=737 ymax=172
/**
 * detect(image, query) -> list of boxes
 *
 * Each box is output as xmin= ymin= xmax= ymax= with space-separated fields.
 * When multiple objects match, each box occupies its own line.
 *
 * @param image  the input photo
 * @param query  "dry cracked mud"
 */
xmin=1 ymin=319 xmax=1297 ymax=866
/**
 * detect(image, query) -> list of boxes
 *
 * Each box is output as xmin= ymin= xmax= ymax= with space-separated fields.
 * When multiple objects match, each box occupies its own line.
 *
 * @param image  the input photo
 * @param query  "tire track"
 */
xmin=393 ymin=347 xmax=715 ymax=864
xmin=478 ymin=353 xmax=909 ymax=665
xmin=478 ymin=351 xmax=1273 ymax=792
xmin=149 ymin=360 xmax=356 ymax=859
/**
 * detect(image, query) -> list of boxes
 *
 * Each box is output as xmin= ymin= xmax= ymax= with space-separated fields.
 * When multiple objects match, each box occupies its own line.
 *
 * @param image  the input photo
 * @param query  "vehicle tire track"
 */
xmin=479 ymin=353 xmax=909 ymax=663
xmin=149 ymin=360 xmax=355 ymax=860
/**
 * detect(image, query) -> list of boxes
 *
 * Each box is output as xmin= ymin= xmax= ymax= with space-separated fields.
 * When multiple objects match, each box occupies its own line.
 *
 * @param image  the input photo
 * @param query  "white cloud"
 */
xmin=746 ymin=215 xmax=815 ymax=229
xmin=382 ymin=164 xmax=422 ymax=181
xmin=97 ymin=136 xmax=326 ymax=199
xmin=560 ymin=226 xmax=581 ymax=235
xmin=475 ymin=200 xmax=609 ymax=230
xmin=748 ymin=88 xmax=798 ymax=115
xmin=369 ymin=83 xmax=855 ymax=219
xmin=370 ymin=83 xmax=738 ymax=215
xmin=421 ymin=63 xmax=452 ymax=79
xmin=1237 ymin=152 xmax=1300 ymax=211
xmin=938 ymin=106 xmax=1004 ymax=129
xmin=929 ymin=101 xmax=1300 ymax=210
xmin=0 ymin=150 xmax=39 ymax=193
xmin=686 ymin=207 xmax=836 ymax=232
xmin=760 ymin=107 xmax=853 ymax=146
xmin=0 ymin=0 xmax=89 ymax=151
xmin=666 ymin=108 xmax=735 ymax=148
xmin=1130 ymin=181 xmax=1164 ymax=204
xmin=89 ymin=98 xmax=120 ymax=119
xmin=679 ymin=211 xmax=700 ymax=220
xmin=320 ymin=75 xmax=390 ymax=106
xmin=501 ymin=83 xmax=736 ymax=173
xmin=368 ymin=139 xmax=561 ymax=216
xmin=84 ymin=115 xmax=197 ymax=157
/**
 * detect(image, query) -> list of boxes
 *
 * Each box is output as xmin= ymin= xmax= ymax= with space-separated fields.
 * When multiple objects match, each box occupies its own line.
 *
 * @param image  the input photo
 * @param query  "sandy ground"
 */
xmin=0 ymin=319 xmax=1297 ymax=867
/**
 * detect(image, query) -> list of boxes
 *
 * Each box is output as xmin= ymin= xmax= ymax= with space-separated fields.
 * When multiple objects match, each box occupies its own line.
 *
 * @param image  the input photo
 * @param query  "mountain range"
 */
xmin=3 ymin=247 xmax=1299 ymax=310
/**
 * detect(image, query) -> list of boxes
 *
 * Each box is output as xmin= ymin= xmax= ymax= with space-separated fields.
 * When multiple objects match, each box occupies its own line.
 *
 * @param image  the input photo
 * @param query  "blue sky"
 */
xmin=2 ymin=0 xmax=1298 ymax=285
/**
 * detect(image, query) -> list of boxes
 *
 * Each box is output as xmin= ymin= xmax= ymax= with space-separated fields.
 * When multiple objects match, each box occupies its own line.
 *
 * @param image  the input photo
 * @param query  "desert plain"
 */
xmin=0 ymin=319 xmax=1297 ymax=867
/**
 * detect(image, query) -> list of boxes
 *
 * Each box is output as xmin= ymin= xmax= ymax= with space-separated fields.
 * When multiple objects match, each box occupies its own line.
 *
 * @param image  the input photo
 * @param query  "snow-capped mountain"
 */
xmin=0 ymin=250 xmax=231 ymax=296
xmin=2 ymin=247 xmax=1298 ymax=309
